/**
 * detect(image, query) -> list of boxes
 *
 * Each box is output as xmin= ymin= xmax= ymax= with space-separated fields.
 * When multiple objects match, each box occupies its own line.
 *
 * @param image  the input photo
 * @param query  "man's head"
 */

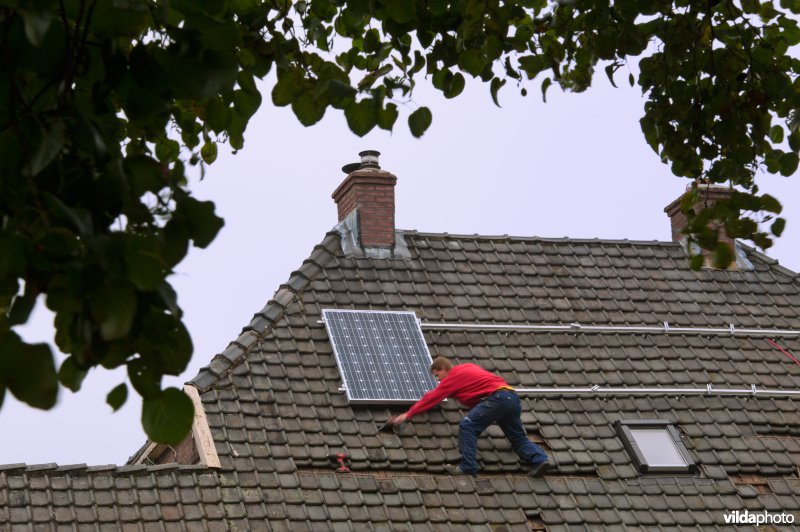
xmin=430 ymin=356 xmax=453 ymax=381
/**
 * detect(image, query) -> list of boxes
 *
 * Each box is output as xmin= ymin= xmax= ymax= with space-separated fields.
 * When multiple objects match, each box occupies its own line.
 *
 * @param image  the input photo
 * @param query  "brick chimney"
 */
xmin=332 ymin=150 xmax=397 ymax=250
xmin=664 ymin=183 xmax=737 ymax=269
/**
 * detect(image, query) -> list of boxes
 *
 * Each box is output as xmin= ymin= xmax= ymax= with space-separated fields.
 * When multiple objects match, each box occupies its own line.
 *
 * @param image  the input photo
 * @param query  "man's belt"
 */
xmin=479 ymin=387 xmax=517 ymax=401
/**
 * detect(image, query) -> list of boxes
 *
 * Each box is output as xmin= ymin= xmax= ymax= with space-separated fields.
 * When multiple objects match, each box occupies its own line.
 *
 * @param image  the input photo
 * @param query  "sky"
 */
xmin=3 ymin=71 xmax=799 ymax=466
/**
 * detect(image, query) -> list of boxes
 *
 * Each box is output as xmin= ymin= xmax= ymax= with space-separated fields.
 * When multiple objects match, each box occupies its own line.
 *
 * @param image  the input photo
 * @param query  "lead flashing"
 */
xmin=333 ymin=211 xmax=411 ymax=259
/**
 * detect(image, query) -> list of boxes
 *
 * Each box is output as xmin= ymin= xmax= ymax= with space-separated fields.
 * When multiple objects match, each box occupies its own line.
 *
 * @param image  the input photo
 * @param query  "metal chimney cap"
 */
xmin=359 ymin=150 xmax=381 ymax=168
xmin=341 ymin=150 xmax=381 ymax=174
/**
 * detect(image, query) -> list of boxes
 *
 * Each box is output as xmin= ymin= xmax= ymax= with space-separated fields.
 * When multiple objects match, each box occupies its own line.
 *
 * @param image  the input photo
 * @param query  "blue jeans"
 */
xmin=458 ymin=390 xmax=548 ymax=475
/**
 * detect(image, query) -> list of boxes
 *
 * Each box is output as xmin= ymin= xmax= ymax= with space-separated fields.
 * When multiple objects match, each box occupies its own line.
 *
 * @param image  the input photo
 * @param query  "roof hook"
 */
xmin=729 ymin=323 xmax=736 ymax=335
xmin=706 ymin=384 xmax=713 ymax=395
xmin=663 ymin=321 xmax=670 ymax=332
xmin=751 ymin=384 xmax=758 ymax=397
xmin=570 ymin=322 xmax=581 ymax=329
xmin=590 ymin=385 xmax=600 ymax=392
xmin=331 ymin=452 xmax=350 ymax=473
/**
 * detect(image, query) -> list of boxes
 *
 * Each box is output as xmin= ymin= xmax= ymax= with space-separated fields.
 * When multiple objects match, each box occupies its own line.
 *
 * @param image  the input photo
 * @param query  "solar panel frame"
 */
xmin=322 ymin=309 xmax=439 ymax=404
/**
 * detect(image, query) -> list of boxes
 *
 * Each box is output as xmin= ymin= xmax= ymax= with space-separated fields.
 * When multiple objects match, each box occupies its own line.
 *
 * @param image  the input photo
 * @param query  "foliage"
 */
xmin=1 ymin=0 xmax=797 ymax=442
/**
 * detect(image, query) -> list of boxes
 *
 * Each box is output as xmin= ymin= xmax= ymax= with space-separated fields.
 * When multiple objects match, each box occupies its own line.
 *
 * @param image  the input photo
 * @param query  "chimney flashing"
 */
xmin=333 ymin=212 xmax=411 ymax=259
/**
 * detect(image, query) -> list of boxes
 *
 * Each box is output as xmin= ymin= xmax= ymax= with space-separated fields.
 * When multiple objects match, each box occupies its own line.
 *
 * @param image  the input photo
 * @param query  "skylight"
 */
xmin=615 ymin=420 xmax=697 ymax=474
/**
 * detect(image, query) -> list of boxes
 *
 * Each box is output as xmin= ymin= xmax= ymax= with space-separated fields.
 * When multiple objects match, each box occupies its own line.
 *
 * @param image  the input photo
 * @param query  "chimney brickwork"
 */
xmin=332 ymin=151 xmax=397 ymax=249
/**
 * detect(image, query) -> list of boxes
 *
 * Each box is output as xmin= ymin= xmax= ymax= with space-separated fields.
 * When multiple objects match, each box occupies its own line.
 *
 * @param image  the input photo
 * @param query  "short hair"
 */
xmin=430 ymin=357 xmax=453 ymax=372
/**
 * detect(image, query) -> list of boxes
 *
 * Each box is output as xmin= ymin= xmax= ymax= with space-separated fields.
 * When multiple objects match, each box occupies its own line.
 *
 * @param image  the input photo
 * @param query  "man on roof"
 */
xmin=389 ymin=356 xmax=551 ymax=477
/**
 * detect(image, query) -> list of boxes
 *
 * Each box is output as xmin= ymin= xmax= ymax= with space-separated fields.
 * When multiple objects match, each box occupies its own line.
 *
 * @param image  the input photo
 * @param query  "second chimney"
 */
xmin=664 ymin=183 xmax=737 ymax=269
xmin=332 ymin=151 xmax=397 ymax=250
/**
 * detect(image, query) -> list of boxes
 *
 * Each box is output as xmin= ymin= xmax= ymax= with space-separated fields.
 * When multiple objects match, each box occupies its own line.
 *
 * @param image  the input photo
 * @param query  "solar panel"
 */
xmin=322 ymin=309 xmax=439 ymax=403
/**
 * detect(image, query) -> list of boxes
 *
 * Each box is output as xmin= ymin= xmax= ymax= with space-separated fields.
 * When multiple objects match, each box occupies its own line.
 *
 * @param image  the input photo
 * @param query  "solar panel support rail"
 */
xmin=319 ymin=320 xmax=799 ymax=336
xmin=514 ymin=384 xmax=800 ymax=397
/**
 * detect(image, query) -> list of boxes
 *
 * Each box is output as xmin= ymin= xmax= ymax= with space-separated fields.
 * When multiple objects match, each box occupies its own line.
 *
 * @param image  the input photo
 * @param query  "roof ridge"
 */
xmin=0 ymin=462 xmax=212 ymax=477
xmin=186 ymin=231 xmax=341 ymax=393
xmin=400 ymin=230 xmax=672 ymax=246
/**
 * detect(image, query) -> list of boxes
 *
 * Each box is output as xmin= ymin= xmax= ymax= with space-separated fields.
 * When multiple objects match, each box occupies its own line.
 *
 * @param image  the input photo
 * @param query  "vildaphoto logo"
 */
xmin=723 ymin=509 xmax=795 ymax=525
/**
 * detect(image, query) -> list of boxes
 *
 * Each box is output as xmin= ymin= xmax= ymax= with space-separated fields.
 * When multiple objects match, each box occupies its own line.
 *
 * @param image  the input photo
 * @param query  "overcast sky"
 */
xmin=3 ymin=73 xmax=799 ymax=466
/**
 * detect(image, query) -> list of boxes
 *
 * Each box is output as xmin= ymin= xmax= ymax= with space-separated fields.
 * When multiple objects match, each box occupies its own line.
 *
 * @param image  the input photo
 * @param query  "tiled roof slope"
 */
xmin=3 ymin=231 xmax=800 ymax=530
xmin=0 ymin=463 xmax=234 ymax=530
xmin=190 ymin=231 xmax=800 ymax=528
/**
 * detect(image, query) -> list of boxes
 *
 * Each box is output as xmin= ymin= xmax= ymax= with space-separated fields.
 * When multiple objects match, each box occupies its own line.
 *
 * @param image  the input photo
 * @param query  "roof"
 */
xmin=3 ymin=230 xmax=800 ymax=530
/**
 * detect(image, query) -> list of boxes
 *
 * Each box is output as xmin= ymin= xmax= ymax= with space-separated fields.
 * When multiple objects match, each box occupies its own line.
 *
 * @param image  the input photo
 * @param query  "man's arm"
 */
xmin=389 ymin=376 xmax=455 ymax=424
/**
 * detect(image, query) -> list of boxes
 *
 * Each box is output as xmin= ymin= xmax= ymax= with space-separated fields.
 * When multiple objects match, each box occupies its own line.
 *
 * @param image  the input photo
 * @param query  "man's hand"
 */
xmin=389 ymin=413 xmax=408 ymax=425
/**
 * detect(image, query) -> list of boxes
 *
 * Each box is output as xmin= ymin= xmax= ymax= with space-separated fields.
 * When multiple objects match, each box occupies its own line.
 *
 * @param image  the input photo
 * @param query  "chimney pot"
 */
xmin=359 ymin=150 xmax=380 ymax=168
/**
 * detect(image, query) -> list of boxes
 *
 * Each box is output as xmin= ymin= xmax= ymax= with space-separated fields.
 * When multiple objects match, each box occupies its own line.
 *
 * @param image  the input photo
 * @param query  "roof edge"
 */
xmin=186 ymin=231 xmax=341 ymax=393
xmin=0 ymin=461 xmax=214 ymax=477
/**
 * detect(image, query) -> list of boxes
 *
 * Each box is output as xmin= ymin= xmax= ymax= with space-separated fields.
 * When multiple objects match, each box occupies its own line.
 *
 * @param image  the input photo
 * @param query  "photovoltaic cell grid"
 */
xmin=322 ymin=309 xmax=439 ymax=403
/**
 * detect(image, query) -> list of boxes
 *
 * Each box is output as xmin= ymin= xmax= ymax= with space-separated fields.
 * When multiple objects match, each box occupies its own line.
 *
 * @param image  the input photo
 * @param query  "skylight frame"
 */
xmin=615 ymin=419 xmax=698 ymax=474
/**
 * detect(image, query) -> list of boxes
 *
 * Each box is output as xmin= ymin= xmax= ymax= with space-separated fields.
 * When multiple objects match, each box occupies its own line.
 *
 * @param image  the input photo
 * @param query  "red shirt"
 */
xmin=405 ymin=363 xmax=511 ymax=420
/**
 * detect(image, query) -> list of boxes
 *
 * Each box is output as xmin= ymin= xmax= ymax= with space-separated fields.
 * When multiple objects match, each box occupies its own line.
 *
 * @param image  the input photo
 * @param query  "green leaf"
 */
xmin=142 ymin=387 xmax=194 ymax=445
xmin=0 ymin=330 xmax=58 ymax=410
xmin=155 ymin=138 xmax=180 ymax=163
xmin=689 ymin=252 xmax=704 ymax=271
xmin=712 ymin=242 xmax=734 ymax=269
xmin=604 ymin=64 xmax=618 ymax=88
xmin=20 ymin=7 xmax=53 ymax=47
xmin=770 ymin=125 xmax=784 ymax=143
xmin=201 ymin=141 xmax=218 ymax=164
xmin=8 ymin=286 xmax=37 ymax=326
xmin=0 ymin=232 xmax=28 ymax=278
xmin=344 ymin=99 xmax=378 ymax=136
xmin=490 ymin=78 xmax=506 ymax=107
xmin=124 ymin=238 xmax=166 ymax=291
xmin=58 ymin=357 xmax=87 ymax=392
xmin=136 ymin=312 xmax=192 ymax=376
xmin=107 ymin=383 xmax=128 ymax=411
xmin=173 ymin=194 xmax=225 ymax=249
xmin=27 ymin=122 xmax=66 ymax=176
xmin=233 ymin=89 xmax=262 ymax=120
xmin=42 ymin=193 xmax=93 ymax=236
xmin=771 ymin=217 xmax=786 ymax=237
xmin=779 ymin=152 xmax=799 ymax=176
xmin=89 ymin=281 xmax=138 ymax=341
xmin=291 ymin=93 xmax=326 ymax=126
xmin=444 ymin=72 xmax=465 ymax=99
xmin=272 ymin=73 xmax=298 ymax=106
xmin=760 ymin=194 xmax=782 ymax=214
xmin=408 ymin=107 xmax=433 ymax=138
xmin=377 ymin=103 xmax=399 ymax=131
xmin=384 ymin=0 xmax=415 ymax=23
xmin=458 ymin=50 xmax=485 ymax=77
xmin=541 ymin=78 xmax=552 ymax=103
xmin=157 ymin=283 xmax=182 ymax=318
xmin=128 ymin=358 xmax=161 ymax=399
xmin=205 ymin=97 xmax=231 ymax=132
